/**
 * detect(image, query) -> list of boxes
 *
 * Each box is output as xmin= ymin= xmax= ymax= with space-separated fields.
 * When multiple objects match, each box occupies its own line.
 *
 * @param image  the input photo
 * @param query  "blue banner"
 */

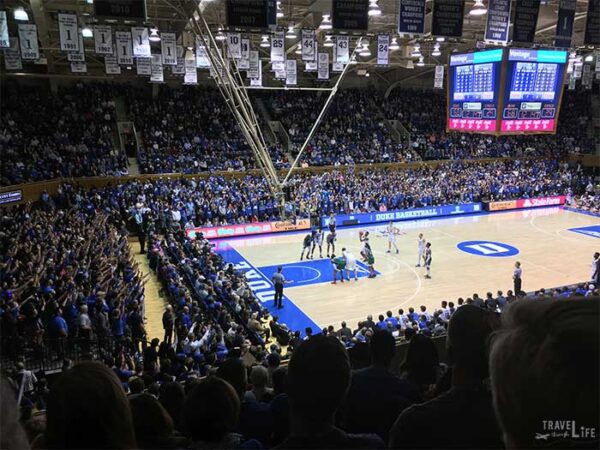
xmin=321 ymin=203 xmax=483 ymax=228
xmin=485 ymin=0 xmax=511 ymax=43
xmin=398 ymin=0 xmax=426 ymax=35
xmin=554 ymin=0 xmax=577 ymax=48
xmin=431 ymin=0 xmax=465 ymax=37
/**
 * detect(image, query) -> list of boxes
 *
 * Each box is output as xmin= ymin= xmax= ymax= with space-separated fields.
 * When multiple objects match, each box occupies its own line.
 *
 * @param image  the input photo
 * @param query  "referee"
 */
xmin=272 ymin=266 xmax=287 ymax=309
xmin=513 ymin=261 xmax=522 ymax=295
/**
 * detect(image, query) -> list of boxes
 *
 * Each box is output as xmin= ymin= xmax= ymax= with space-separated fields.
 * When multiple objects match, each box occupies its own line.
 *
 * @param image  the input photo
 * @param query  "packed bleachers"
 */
xmin=0 ymin=83 xmax=128 ymax=186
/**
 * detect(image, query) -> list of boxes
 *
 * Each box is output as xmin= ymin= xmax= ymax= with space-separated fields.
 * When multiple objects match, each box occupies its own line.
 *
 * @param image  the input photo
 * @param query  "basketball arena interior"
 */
xmin=0 ymin=0 xmax=599 ymax=449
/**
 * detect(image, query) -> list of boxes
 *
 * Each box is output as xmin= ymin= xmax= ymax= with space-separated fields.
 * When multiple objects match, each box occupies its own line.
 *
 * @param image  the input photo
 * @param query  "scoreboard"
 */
xmin=500 ymin=48 xmax=568 ymax=134
xmin=446 ymin=48 xmax=568 ymax=135
xmin=447 ymin=49 xmax=503 ymax=133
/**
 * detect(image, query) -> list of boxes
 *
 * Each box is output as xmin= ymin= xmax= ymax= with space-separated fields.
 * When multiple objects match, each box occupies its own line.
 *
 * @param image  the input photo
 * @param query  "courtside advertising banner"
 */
xmin=186 ymin=219 xmax=310 ymax=240
xmin=486 ymin=195 xmax=566 ymax=211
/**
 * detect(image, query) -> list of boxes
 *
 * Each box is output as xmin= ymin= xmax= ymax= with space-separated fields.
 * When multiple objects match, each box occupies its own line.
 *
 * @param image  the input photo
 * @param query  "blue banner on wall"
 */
xmin=321 ymin=203 xmax=483 ymax=228
xmin=554 ymin=0 xmax=577 ymax=48
xmin=485 ymin=0 xmax=511 ymax=43
xmin=398 ymin=0 xmax=426 ymax=35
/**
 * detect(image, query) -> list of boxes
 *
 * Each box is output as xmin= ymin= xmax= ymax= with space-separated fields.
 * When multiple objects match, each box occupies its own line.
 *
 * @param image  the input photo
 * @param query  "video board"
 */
xmin=447 ymin=49 xmax=504 ymax=133
xmin=500 ymin=48 xmax=568 ymax=134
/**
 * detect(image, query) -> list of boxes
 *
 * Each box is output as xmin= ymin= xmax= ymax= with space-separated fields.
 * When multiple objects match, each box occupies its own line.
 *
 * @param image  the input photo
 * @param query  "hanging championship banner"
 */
xmin=0 ymin=11 xmax=9 ymax=48
xmin=172 ymin=46 xmax=185 ymax=74
xmin=94 ymin=26 xmax=113 ymax=54
xmin=70 ymin=61 xmax=87 ymax=73
xmin=58 ymin=13 xmax=79 ymax=52
xmin=485 ymin=0 xmax=511 ymax=43
xmin=237 ymin=38 xmax=250 ymax=69
xmin=582 ymin=64 xmax=592 ymax=88
xmin=136 ymin=57 xmax=151 ymax=75
xmin=116 ymin=31 xmax=133 ymax=64
xmin=317 ymin=52 xmax=329 ymax=80
xmin=332 ymin=0 xmax=369 ymax=30
xmin=196 ymin=38 xmax=210 ymax=68
xmin=554 ymin=0 xmax=576 ymax=48
xmin=285 ymin=59 xmax=297 ymax=85
xmin=4 ymin=37 xmax=22 ymax=70
xmin=596 ymin=53 xmax=600 ymax=73
xmin=248 ymin=50 xmax=259 ymax=77
xmin=331 ymin=43 xmax=343 ymax=72
xmin=513 ymin=0 xmax=541 ymax=43
xmin=18 ymin=24 xmax=39 ymax=60
xmin=573 ymin=61 xmax=583 ymax=78
xmin=431 ymin=0 xmax=465 ymax=37
xmin=131 ymin=27 xmax=151 ymax=57
xmin=184 ymin=58 xmax=197 ymax=84
xmin=377 ymin=34 xmax=389 ymax=65
xmin=250 ymin=60 xmax=262 ymax=86
xmin=434 ymin=65 xmax=444 ymax=88
xmin=305 ymin=61 xmax=317 ymax=71
xmin=228 ymin=32 xmax=242 ymax=59
xmin=568 ymin=74 xmax=576 ymax=90
xmin=584 ymin=0 xmax=600 ymax=45
xmin=67 ymin=32 xmax=85 ymax=62
xmin=272 ymin=61 xmax=285 ymax=71
xmin=398 ymin=0 xmax=426 ymax=35
xmin=105 ymin=55 xmax=121 ymax=74
xmin=150 ymin=54 xmax=163 ymax=82
xmin=301 ymin=29 xmax=315 ymax=61
xmin=336 ymin=35 xmax=349 ymax=63
xmin=270 ymin=31 xmax=284 ymax=62
xmin=160 ymin=32 xmax=177 ymax=65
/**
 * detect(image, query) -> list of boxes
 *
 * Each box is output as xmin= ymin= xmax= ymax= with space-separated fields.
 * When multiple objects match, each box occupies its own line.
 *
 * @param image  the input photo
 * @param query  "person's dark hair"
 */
xmin=447 ymin=304 xmax=500 ymax=379
xmin=182 ymin=377 xmax=240 ymax=443
xmin=128 ymin=376 xmax=144 ymax=395
xmin=159 ymin=381 xmax=185 ymax=428
xmin=400 ymin=333 xmax=439 ymax=386
xmin=216 ymin=358 xmax=247 ymax=399
xmin=287 ymin=335 xmax=351 ymax=422
xmin=370 ymin=329 xmax=396 ymax=367
xmin=490 ymin=298 xmax=599 ymax=449
xmin=272 ymin=366 xmax=288 ymax=395
xmin=404 ymin=327 xmax=416 ymax=341
xmin=129 ymin=393 xmax=175 ymax=448
xmin=45 ymin=361 xmax=136 ymax=449
xmin=378 ymin=314 xmax=384 ymax=322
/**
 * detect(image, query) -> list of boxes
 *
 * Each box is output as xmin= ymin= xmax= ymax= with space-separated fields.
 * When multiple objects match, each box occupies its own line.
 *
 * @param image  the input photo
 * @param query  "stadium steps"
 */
xmin=253 ymin=96 xmax=277 ymax=144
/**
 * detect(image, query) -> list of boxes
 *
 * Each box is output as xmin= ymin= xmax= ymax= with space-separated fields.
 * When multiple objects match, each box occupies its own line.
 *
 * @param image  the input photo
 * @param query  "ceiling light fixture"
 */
xmin=359 ymin=40 xmax=371 ymax=57
xmin=285 ymin=25 xmax=297 ymax=39
xmin=295 ymin=44 xmax=302 ymax=54
xmin=320 ymin=14 xmax=332 ymax=30
xmin=215 ymin=29 xmax=226 ymax=41
xmin=82 ymin=27 xmax=93 ymax=38
xmin=469 ymin=0 xmax=488 ymax=16
xmin=149 ymin=28 xmax=161 ymax=42
xmin=276 ymin=1 xmax=284 ymax=18
xmin=416 ymin=56 xmax=425 ymax=66
xmin=324 ymin=35 xmax=334 ymax=47
xmin=13 ymin=7 xmax=28 ymax=21
xmin=368 ymin=0 xmax=382 ymax=16
xmin=260 ymin=35 xmax=270 ymax=47
xmin=389 ymin=37 xmax=400 ymax=51
xmin=436 ymin=36 xmax=446 ymax=42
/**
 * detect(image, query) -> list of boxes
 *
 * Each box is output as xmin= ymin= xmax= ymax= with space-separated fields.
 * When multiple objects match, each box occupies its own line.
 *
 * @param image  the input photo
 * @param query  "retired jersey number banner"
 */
xmin=270 ymin=31 xmax=284 ymax=62
xmin=18 ymin=24 xmax=39 ymax=60
xmin=377 ymin=34 xmax=389 ymax=65
xmin=336 ymin=35 xmax=349 ymax=63
xmin=0 ymin=11 xmax=9 ymax=48
xmin=58 ymin=13 xmax=79 ymax=52
xmin=301 ymin=29 xmax=316 ymax=61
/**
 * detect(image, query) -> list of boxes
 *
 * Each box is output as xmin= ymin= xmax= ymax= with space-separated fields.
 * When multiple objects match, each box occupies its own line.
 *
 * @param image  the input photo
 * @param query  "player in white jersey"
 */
xmin=311 ymin=228 xmax=324 ymax=259
xmin=416 ymin=233 xmax=426 ymax=267
xmin=385 ymin=221 xmax=400 ymax=254
xmin=424 ymin=242 xmax=432 ymax=279
xmin=342 ymin=248 xmax=358 ymax=281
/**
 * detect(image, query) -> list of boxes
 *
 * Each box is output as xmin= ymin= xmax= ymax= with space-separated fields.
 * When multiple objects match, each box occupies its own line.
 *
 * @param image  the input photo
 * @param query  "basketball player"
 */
xmin=311 ymin=227 xmax=324 ymax=259
xmin=424 ymin=242 xmax=432 ymax=279
xmin=326 ymin=231 xmax=336 ymax=257
xmin=331 ymin=254 xmax=347 ymax=284
xmin=360 ymin=237 xmax=376 ymax=278
xmin=592 ymin=252 xmax=599 ymax=285
xmin=328 ymin=213 xmax=337 ymax=234
xmin=416 ymin=233 xmax=426 ymax=267
xmin=300 ymin=232 xmax=313 ymax=260
xmin=342 ymin=248 xmax=358 ymax=281
xmin=386 ymin=221 xmax=400 ymax=254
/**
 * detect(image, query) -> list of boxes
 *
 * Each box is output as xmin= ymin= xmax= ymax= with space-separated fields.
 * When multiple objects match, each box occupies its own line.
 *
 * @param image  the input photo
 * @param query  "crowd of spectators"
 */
xmin=2 ymin=295 xmax=597 ymax=450
xmin=128 ymin=86 xmax=290 ymax=174
xmin=0 ymin=82 xmax=128 ymax=186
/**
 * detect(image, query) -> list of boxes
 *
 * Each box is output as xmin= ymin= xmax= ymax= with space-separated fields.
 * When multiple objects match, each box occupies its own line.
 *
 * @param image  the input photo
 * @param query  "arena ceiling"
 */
xmin=0 ymin=0 xmax=595 ymax=87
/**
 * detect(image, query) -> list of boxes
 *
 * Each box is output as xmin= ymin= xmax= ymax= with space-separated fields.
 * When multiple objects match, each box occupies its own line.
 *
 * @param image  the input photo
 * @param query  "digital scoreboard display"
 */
xmin=500 ymin=48 xmax=567 ymax=134
xmin=447 ymin=49 xmax=503 ymax=133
